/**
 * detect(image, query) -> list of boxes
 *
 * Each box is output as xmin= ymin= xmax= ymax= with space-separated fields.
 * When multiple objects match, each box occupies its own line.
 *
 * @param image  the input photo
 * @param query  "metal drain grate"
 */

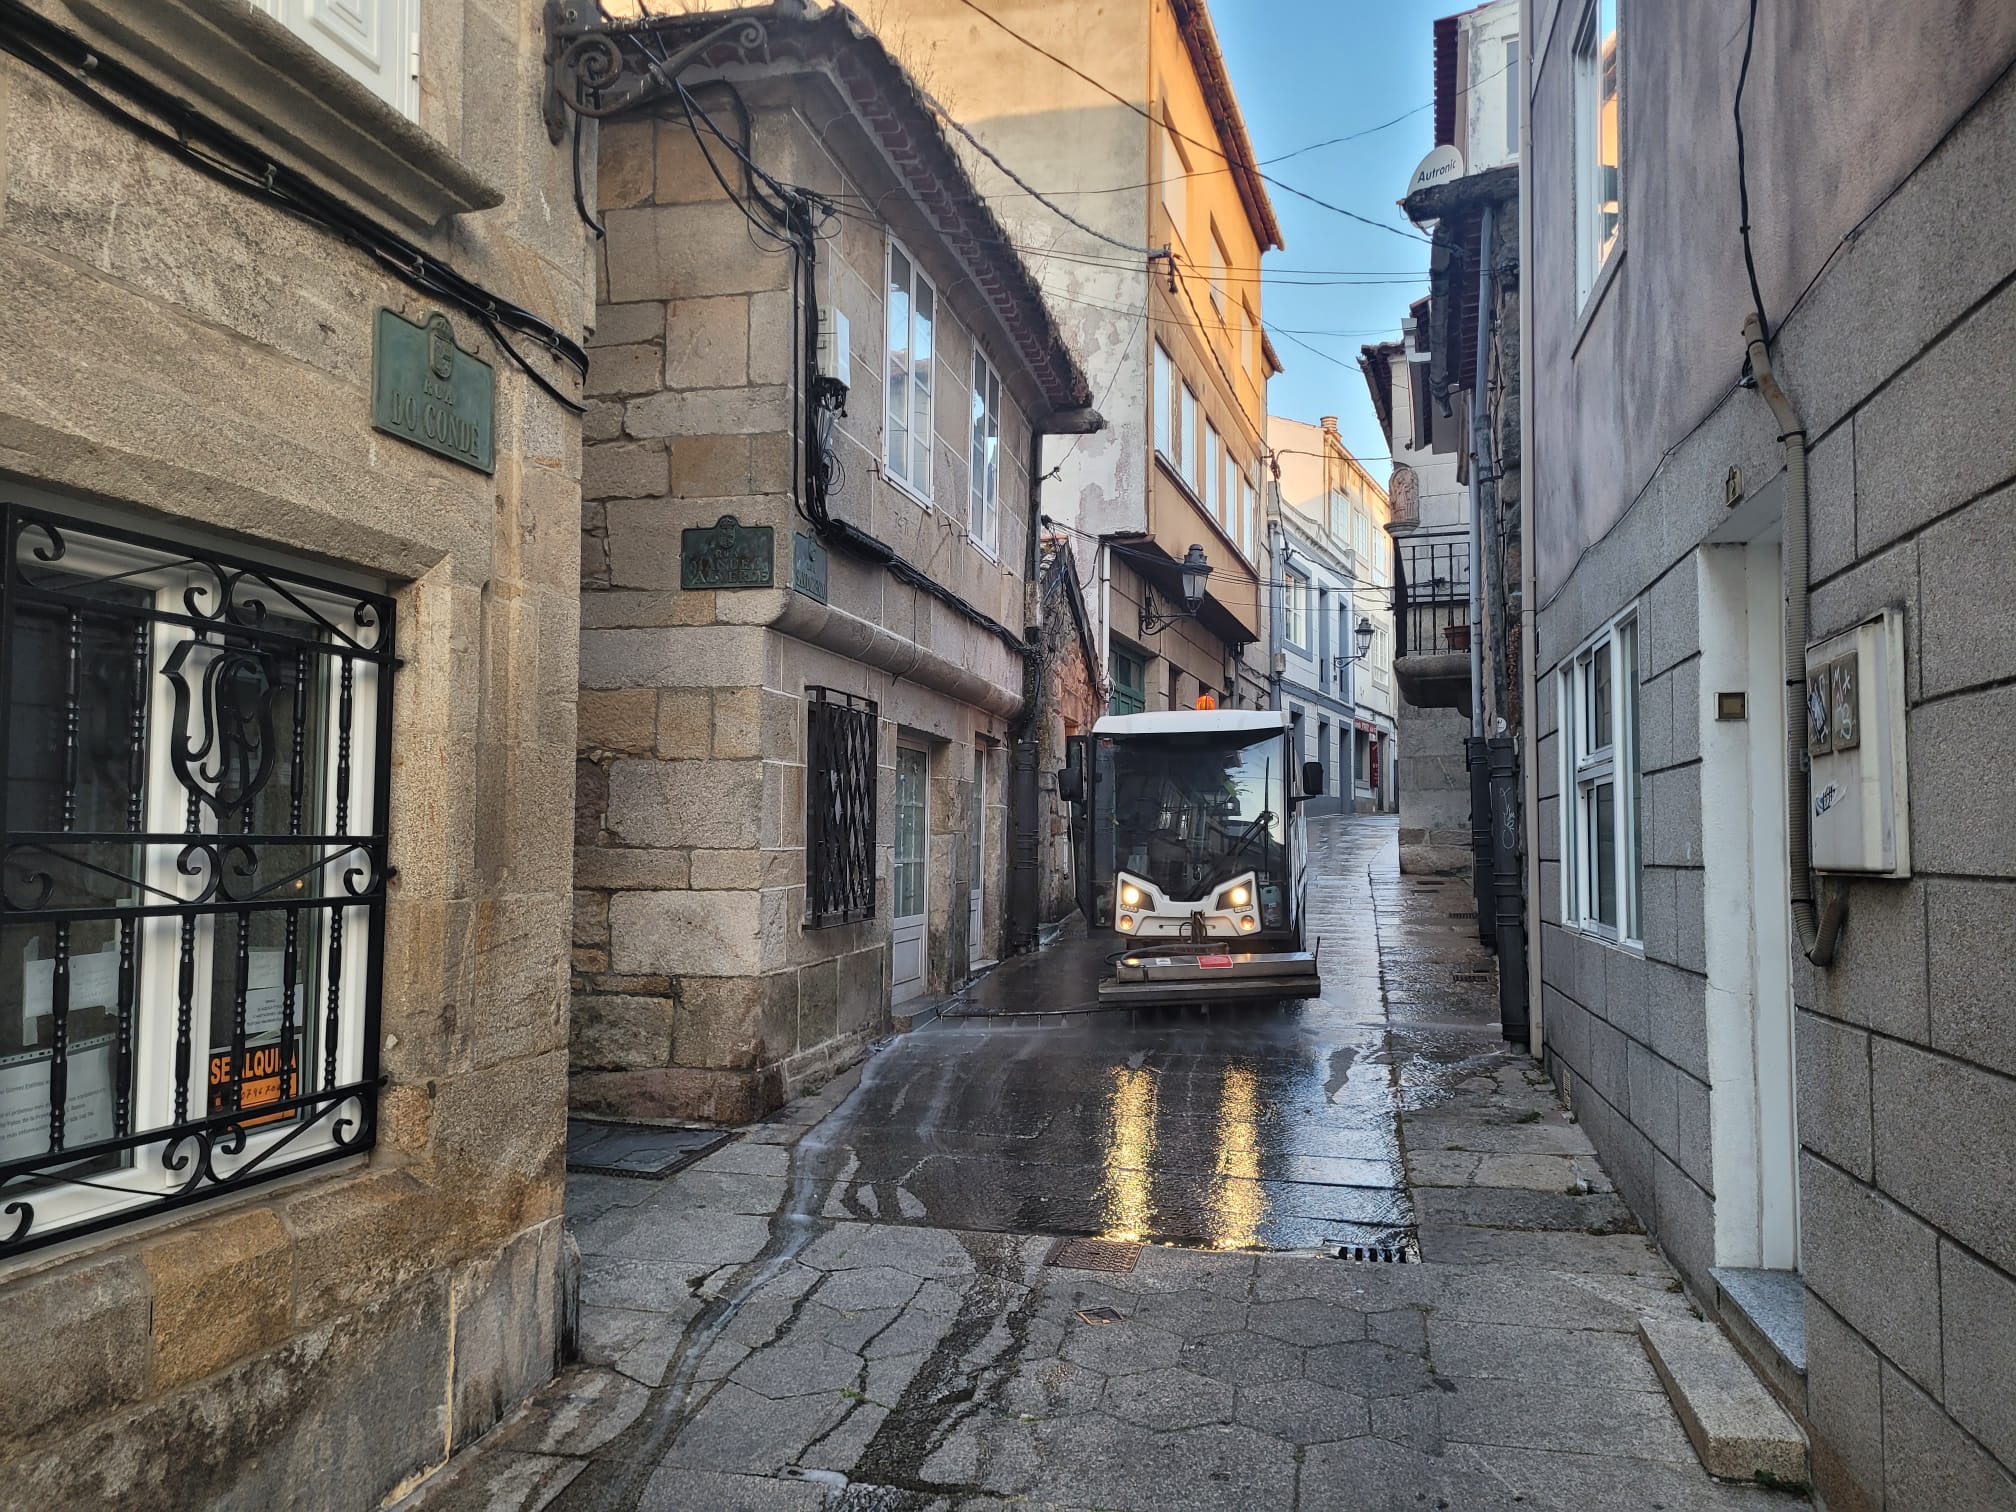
xmin=1337 ymin=1237 xmax=1421 ymax=1264
xmin=1074 ymin=1306 xmax=1126 ymax=1325
xmin=1045 ymin=1237 xmax=1142 ymax=1273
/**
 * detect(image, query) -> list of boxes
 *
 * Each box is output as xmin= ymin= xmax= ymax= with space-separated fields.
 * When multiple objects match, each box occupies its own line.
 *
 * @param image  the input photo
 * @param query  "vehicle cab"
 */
xmin=1059 ymin=707 xmax=1324 ymax=1004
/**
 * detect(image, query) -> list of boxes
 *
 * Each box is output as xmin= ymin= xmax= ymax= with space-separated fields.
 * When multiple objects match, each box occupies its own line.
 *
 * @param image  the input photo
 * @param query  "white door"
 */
xmin=969 ymin=746 xmax=987 ymax=967
xmin=892 ymin=745 xmax=928 ymax=1004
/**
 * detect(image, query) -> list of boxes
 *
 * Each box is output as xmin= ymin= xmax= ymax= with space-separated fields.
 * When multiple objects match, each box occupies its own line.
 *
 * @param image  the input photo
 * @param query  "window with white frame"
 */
xmin=1574 ymin=0 xmax=1621 ymax=304
xmin=1559 ymin=612 xmax=1641 ymax=942
xmin=0 ymin=502 xmax=392 ymax=1255
xmin=886 ymin=242 xmax=936 ymax=498
xmin=1180 ymin=385 xmax=1201 ymax=493
xmin=969 ymin=348 xmax=1001 ymax=556
xmin=1208 ymin=223 xmax=1230 ymax=321
xmin=1159 ymin=111 xmax=1190 ymax=247
xmin=251 ymin=0 xmax=418 ymax=118
xmin=1152 ymin=341 xmax=1174 ymax=460
xmin=1284 ymin=570 xmax=1309 ymax=648
xmin=1203 ymin=423 xmax=1221 ymax=525
xmin=1239 ymin=303 xmax=1257 ymax=382
xmin=1241 ymin=472 xmax=1257 ymax=560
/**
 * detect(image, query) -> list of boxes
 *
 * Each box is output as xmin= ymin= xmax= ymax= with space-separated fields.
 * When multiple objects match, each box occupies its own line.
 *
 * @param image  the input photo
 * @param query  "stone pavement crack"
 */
xmin=412 ymin=820 xmax=1805 ymax=1512
xmin=547 ymin=1053 xmax=897 ymax=1511
xmin=844 ymin=1232 xmax=1036 ymax=1498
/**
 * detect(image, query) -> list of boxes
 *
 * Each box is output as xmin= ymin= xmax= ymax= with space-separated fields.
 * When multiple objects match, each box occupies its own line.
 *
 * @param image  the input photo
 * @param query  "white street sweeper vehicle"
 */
xmin=1058 ymin=706 xmax=1322 ymax=1005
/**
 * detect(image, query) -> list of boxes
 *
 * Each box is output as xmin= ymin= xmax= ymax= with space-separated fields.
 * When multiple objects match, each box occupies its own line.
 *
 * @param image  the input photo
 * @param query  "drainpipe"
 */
xmin=1267 ymin=513 xmax=1286 ymax=710
xmin=1741 ymin=317 xmax=1848 ymax=966
xmin=1517 ymin=16 xmax=1544 ymax=1047
xmin=1466 ymin=207 xmax=1493 ymax=740
xmin=1467 ymin=205 xmax=1497 ymax=949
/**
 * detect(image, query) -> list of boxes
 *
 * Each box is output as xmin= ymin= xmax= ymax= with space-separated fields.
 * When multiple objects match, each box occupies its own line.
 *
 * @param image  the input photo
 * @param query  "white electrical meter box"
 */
xmin=817 ymin=308 xmax=850 ymax=385
xmin=1806 ymin=605 xmax=1910 ymax=876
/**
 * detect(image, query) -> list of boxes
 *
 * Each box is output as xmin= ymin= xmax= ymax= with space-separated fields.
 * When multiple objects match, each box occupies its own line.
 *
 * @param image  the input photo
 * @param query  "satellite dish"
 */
xmin=1407 ymin=144 xmax=1464 ymax=197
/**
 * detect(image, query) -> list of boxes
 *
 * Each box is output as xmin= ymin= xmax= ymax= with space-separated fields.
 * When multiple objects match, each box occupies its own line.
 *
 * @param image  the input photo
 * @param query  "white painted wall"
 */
xmin=1699 ymin=537 xmax=1798 ymax=1271
xmin=1457 ymin=0 xmax=1522 ymax=175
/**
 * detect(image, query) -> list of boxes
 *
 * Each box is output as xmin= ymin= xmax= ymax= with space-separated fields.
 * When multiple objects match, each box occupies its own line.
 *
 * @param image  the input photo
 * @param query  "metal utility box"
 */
xmin=1806 ymin=605 xmax=1910 ymax=876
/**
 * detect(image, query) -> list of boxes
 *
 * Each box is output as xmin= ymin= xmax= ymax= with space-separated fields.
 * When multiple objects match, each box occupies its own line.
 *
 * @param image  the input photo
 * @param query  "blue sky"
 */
xmin=1214 ymin=1 xmax=1449 ymax=468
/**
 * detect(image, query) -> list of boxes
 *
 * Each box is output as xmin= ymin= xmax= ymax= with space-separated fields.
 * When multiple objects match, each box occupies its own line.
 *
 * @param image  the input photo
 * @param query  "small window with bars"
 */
xmin=805 ymin=688 xmax=878 ymax=927
xmin=0 ymin=502 xmax=393 ymax=1257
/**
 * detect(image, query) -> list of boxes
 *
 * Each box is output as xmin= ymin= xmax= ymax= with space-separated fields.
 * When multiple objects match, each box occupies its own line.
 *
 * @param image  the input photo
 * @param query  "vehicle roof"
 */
xmin=1094 ymin=709 xmax=1291 ymax=736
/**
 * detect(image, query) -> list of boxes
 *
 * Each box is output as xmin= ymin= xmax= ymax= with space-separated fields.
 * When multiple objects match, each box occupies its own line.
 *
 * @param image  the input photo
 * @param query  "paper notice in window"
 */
xmin=20 ymin=949 xmax=122 ymax=1039
xmin=242 ymin=948 xmax=289 ymax=1040
xmin=0 ymin=1037 xmax=116 ymax=1163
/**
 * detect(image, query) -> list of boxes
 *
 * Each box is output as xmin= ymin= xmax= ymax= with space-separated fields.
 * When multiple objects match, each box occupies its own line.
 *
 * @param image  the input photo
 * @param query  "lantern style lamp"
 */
xmin=1141 ymin=544 xmax=1214 ymax=632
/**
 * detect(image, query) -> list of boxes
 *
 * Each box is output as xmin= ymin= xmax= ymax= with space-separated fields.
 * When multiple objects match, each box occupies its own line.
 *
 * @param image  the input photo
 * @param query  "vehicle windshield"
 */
xmin=1094 ymin=730 xmax=1287 ymax=905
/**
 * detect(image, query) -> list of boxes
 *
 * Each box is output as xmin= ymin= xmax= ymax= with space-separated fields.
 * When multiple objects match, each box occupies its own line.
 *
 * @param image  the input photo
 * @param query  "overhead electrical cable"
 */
xmin=943 ymin=0 xmax=1430 ymax=246
xmin=0 ymin=0 xmax=587 ymax=413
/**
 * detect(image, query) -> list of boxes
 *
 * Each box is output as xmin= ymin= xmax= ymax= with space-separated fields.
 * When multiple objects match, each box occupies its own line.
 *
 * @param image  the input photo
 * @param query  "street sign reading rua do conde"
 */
xmin=372 ymin=308 xmax=495 ymax=474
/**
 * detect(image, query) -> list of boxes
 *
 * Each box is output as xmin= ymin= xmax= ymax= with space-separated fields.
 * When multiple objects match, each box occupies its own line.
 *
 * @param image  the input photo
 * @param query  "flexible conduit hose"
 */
xmin=1742 ymin=315 xmax=1848 ymax=967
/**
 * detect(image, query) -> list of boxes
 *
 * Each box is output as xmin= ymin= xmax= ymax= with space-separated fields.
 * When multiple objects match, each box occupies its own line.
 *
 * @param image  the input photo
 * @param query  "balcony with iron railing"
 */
xmin=1393 ymin=532 xmax=1473 ymax=715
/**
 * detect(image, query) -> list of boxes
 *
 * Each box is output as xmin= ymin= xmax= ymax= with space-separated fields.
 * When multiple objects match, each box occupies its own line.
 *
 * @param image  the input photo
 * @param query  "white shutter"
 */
xmin=274 ymin=0 xmax=419 ymax=119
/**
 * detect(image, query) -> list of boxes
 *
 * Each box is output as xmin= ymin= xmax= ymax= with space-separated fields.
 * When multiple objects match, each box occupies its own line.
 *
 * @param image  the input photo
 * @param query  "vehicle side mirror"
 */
xmin=1057 ymin=766 xmax=1085 ymax=804
xmin=1302 ymin=761 xmax=1324 ymax=797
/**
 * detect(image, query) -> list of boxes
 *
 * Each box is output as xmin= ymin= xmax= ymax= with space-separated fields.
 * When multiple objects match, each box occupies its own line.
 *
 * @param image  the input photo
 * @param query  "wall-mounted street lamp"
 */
xmin=1140 ymin=544 xmax=1213 ymax=633
xmin=1333 ymin=615 xmax=1376 ymax=683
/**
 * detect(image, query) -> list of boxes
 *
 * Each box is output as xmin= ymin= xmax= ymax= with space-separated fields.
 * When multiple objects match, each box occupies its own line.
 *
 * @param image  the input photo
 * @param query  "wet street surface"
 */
xmin=807 ymin=817 xmax=1414 ymax=1253
xmin=409 ymin=816 xmax=1800 ymax=1512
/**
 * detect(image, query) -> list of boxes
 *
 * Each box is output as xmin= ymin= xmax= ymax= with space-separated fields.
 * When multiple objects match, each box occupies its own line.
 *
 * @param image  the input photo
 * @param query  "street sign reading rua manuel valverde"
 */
xmin=372 ymin=308 xmax=495 ymax=474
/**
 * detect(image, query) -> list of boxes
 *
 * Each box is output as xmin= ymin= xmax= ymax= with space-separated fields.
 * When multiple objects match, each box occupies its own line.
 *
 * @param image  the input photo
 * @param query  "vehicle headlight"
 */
xmin=1225 ymin=884 xmax=1251 ymax=908
xmin=1117 ymin=915 xmax=1135 ymax=931
xmin=1239 ymin=916 xmax=1258 ymax=932
xmin=1120 ymin=883 xmax=1143 ymax=908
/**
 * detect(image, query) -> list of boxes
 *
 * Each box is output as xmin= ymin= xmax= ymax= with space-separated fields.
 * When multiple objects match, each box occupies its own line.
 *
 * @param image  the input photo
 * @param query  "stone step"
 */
xmin=1638 ymin=1317 xmax=1808 ymax=1489
xmin=1710 ymin=1266 xmax=1809 ymax=1421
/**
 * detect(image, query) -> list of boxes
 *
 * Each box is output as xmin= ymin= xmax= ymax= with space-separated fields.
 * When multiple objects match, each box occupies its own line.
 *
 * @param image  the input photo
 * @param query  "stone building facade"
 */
xmin=1362 ymin=329 xmax=1471 ymax=874
xmin=1526 ymin=0 xmax=2016 ymax=1504
xmin=0 ymin=1 xmax=586 ymax=1506
xmin=568 ymin=8 xmax=1094 ymax=1123
xmin=1265 ymin=414 xmax=1396 ymax=818
xmin=1034 ymin=540 xmax=1105 ymax=924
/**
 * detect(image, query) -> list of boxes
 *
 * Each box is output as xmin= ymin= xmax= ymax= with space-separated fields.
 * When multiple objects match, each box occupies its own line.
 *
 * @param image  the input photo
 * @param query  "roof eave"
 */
xmin=1169 ymin=0 xmax=1285 ymax=252
xmin=638 ymin=5 xmax=1095 ymax=416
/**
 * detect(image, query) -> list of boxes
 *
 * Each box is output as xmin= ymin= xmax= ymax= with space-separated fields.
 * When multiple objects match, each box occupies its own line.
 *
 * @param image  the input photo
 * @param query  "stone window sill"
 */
xmin=68 ymin=0 xmax=502 ymax=230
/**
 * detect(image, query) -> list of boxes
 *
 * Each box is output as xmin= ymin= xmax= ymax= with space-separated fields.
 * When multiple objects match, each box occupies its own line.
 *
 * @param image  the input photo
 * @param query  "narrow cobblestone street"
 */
xmin=412 ymin=818 xmax=1796 ymax=1512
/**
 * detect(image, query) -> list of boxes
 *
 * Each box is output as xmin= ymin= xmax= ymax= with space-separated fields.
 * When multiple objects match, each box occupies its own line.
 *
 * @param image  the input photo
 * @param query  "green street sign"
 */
xmin=682 ymin=514 xmax=774 ymax=589
xmin=372 ymin=308 xmax=495 ymax=474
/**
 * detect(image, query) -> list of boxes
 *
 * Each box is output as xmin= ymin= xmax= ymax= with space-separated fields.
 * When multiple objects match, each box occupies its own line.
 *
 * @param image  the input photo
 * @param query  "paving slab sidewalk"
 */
xmin=405 ymin=826 xmax=1804 ymax=1512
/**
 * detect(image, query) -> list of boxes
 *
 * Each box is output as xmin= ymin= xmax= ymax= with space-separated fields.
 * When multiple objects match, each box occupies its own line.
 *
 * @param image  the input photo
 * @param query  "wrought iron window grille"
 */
xmin=805 ymin=688 xmax=877 ymax=928
xmin=1395 ymin=534 xmax=1472 ymax=659
xmin=0 ymin=504 xmax=396 ymax=1257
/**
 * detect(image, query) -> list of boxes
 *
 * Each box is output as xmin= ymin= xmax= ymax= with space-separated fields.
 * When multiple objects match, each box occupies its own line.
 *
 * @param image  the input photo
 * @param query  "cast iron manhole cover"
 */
xmin=566 ymin=1118 xmax=732 ymax=1179
xmin=1045 ymin=1237 xmax=1142 ymax=1273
